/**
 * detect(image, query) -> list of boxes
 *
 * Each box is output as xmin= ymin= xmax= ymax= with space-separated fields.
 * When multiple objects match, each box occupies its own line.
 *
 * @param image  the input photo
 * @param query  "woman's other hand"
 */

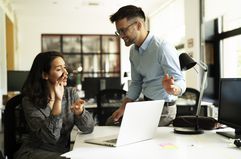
xmin=71 ymin=99 xmax=85 ymax=116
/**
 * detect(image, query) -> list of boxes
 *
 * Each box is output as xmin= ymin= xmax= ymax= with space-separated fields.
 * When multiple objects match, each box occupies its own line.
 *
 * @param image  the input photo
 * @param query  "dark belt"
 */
xmin=144 ymin=96 xmax=176 ymax=107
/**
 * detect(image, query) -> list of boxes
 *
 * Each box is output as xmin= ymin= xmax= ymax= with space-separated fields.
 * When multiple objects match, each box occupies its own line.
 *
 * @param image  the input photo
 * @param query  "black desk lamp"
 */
xmin=174 ymin=53 xmax=208 ymax=134
xmin=124 ymin=72 xmax=128 ymax=78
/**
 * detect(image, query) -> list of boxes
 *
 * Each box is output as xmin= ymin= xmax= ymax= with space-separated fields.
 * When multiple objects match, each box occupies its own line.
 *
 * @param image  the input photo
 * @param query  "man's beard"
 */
xmin=124 ymin=37 xmax=135 ymax=46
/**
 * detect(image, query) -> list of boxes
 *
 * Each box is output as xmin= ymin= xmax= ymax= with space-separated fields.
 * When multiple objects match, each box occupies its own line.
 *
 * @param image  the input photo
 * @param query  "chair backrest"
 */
xmin=96 ymin=89 xmax=126 ymax=126
xmin=0 ymin=150 xmax=4 ymax=159
xmin=176 ymin=88 xmax=200 ymax=116
xmin=4 ymin=94 xmax=29 ymax=159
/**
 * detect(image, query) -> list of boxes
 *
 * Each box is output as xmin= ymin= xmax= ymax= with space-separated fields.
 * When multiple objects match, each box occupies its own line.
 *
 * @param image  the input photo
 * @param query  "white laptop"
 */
xmin=84 ymin=100 xmax=165 ymax=147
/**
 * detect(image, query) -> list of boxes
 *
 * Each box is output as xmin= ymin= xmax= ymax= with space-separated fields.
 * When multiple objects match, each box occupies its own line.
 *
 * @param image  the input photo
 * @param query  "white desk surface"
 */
xmin=84 ymin=103 xmax=97 ymax=109
xmin=62 ymin=126 xmax=241 ymax=159
xmin=85 ymin=101 xmax=213 ymax=109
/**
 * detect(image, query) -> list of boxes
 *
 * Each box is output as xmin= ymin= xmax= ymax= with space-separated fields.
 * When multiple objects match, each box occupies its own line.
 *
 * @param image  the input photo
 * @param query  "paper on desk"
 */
xmin=159 ymin=143 xmax=178 ymax=150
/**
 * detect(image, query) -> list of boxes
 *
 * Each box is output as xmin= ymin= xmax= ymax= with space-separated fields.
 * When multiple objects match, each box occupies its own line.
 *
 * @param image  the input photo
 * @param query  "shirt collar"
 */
xmin=137 ymin=31 xmax=153 ymax=54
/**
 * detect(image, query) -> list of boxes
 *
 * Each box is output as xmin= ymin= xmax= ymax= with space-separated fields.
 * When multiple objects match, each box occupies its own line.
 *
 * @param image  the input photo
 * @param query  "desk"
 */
xmin=62 ymin=126 xmax=241 ymax=159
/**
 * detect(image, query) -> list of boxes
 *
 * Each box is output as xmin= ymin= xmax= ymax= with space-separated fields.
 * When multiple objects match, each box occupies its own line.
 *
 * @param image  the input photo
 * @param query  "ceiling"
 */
xmin=7 ymin=0 xmax=169 ymax=18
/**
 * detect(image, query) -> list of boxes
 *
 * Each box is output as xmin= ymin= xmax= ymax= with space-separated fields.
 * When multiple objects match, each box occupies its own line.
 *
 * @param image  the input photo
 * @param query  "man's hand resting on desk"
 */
xmin=112 ymin=107 xmax=125 ymax=124
xmin=110 ymin=97 xmax=133 ymax=125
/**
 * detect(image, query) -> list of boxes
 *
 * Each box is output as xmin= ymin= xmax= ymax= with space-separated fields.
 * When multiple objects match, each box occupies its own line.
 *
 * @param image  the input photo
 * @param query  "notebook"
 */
xmin=84 ymin=100 xmax=165 ymax=147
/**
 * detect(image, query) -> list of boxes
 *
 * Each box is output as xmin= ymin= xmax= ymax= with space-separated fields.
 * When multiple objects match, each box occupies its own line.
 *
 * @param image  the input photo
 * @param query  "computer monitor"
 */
xmin=7 ymin=70 xmax=29 ymax=92
xmin=82 ymin=77 xmax=100 ymax=99
xmin=82 ymin=77 xmax=121 ymax=99
xmin=217 ymin=78 xmax=241 ymax=139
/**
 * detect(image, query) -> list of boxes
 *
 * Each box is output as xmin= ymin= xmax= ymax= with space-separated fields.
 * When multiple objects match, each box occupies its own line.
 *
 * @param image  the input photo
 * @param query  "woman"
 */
xmin=14 ymin=51 xmax=95 ymax=159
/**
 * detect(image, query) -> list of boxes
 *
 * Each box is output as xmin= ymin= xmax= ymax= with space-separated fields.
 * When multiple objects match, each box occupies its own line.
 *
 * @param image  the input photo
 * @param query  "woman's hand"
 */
xmin=50 ymin=77 xmax=64 ymax=115
xmin=54 ymin=73 xmax=65 ymax=101
xmin=71 ymin=99 xmax=85 ymax=116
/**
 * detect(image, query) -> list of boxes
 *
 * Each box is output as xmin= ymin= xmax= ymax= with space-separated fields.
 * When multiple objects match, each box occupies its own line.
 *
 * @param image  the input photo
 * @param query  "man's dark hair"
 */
xmin=110 ymin=5 xmax=145 ymax=23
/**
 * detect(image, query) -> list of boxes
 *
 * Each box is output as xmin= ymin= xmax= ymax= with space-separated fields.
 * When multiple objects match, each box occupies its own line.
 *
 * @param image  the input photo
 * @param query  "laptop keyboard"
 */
xmin=105 ymin=138 xmax=117 ymax=143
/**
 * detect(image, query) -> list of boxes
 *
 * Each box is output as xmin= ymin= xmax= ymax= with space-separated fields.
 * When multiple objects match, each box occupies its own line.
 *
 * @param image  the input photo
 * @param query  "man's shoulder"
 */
xmin=152 ymin=36 xmax=175 ymax=51
xmin=151 ymin=35 xmax=166 ymax=45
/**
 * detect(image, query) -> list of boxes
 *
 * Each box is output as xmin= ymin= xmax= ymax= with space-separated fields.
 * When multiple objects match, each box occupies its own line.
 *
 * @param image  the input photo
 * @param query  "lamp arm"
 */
xmin=195 ymin=61 xmax=208 ymax=116
xmin=196 ymin=61 xmax=208 ymax=71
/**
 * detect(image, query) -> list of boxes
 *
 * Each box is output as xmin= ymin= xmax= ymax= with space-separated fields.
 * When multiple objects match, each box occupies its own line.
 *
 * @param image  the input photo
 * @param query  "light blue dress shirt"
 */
xmin=127 ymin=32 xmax=186 ymax=102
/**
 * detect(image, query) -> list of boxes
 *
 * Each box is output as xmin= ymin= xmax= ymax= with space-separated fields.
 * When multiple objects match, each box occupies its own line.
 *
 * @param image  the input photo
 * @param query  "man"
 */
xmin=108 ymin=5 xmax=186 ymax=126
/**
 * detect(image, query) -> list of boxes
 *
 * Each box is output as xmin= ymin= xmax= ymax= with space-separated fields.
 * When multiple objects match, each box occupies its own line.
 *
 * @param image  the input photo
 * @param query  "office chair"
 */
xmin=0 ymin=151 xmax=4 ymax=159
xmin=176 ymin=87 xmax=200 ymax=116
xmin=4 ymin=94 xmax=29 ymax=159
xmin=4 ymin=94 xmax=73 ymax=158
xmin=96 ymin=89 xmax=126 ymax=126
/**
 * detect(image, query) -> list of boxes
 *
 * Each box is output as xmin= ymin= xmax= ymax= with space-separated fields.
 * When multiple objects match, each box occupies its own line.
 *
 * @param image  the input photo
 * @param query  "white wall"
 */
xmin=0 ymin=7 xmax=7 ymax=94
xmin=16 ymin=13 xmax=115 ymax=70
xmin=184 ymin=0 xmax=201 ymax=90
xmin=150 ymin=0 xmax=185 ymax=46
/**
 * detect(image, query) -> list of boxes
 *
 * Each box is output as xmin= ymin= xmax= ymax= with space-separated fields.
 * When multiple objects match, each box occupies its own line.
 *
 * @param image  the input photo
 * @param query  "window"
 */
xmin=222 ymin=10 xmax=241 ymax=32
xmin=220 ymin=10 xmax=241 ymax=78
xmin=41 ymin=34 xmax=120 ymax=83
xmin=222 ymin=35 xmax=241 ymax=77
xmin=42 ymin=35 xmax=61 ymax=52
xmin=203 ymin=4 xmax=241 ymax=100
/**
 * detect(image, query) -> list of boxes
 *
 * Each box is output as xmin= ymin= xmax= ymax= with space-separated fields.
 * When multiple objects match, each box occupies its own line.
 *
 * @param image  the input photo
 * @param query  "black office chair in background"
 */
xmin=96 ymin=89 xmax=126 ymax=126
xmin=176 ymin=87 xmax=200 ymax=116
xmin=0 ymin=151 xmax=4 ymax=159
xmin=4 ymin=94 xmax=29 ymax=159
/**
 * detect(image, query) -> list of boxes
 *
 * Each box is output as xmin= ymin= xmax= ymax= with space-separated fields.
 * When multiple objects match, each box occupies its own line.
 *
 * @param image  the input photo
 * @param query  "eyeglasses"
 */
xmin=115 ymin=21 xmax=137 ymax=37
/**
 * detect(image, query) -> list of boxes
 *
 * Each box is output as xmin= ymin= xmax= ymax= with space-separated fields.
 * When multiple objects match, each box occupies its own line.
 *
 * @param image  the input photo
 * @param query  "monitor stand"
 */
xmin=216 ymin=129 xmax=241 ymax=139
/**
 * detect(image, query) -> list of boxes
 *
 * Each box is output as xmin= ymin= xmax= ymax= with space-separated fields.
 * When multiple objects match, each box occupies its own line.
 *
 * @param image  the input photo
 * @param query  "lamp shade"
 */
xmin=123 ymin=72 xmax=128 ymax=77
xmin=179 ymin=53 xmax=197 ymax=71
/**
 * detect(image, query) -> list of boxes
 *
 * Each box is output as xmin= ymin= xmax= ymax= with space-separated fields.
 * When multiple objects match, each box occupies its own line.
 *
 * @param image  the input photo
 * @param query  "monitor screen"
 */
xmin=217 ymin=78 xmax=241 ymax=139
xmin=82 ymin=77 xmax=121 ymax=99
xmin=7 ymin=71 xmax=29 ymax=92
xmin=82 ymin=77 xmax=100 ymax=99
